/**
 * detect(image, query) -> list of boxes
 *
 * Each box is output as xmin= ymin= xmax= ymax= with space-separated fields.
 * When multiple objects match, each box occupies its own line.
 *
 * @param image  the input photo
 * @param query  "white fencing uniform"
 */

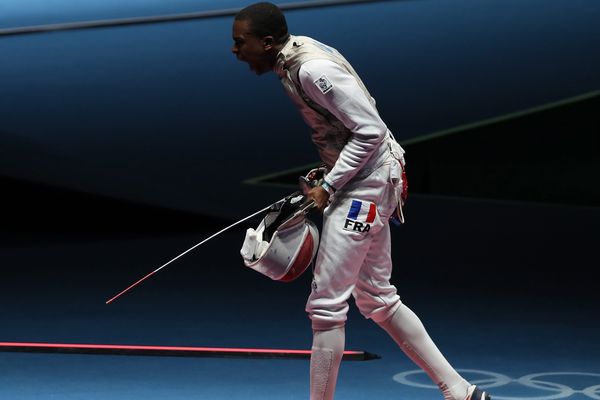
xmin=274 ymin=35 xmax=471 ymax=400
xmin=307 ymin=145 xmax=403 ymax=329
xmin=275 ymin=35 xmax=404 ymax=330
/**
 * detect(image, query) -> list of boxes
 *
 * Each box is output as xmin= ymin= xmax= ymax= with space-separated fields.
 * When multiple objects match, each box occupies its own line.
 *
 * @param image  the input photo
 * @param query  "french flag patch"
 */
xmin=344 ymin=200 xmax=376 ymax=233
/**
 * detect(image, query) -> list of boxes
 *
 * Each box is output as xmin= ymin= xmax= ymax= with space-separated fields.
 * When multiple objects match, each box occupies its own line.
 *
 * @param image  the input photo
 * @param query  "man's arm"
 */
xmin=298 ymin=58 xmax=389 ymax=191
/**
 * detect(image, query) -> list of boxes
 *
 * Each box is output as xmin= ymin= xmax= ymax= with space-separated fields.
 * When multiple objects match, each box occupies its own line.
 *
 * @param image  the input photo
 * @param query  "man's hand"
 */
xmin=308 ymin=186 xmax=330 ymax=211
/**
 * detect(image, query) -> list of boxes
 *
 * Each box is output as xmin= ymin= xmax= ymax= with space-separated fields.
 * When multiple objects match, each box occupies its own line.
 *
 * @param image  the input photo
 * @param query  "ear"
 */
xmin=262 ymin=36 xmax=274 ymax=51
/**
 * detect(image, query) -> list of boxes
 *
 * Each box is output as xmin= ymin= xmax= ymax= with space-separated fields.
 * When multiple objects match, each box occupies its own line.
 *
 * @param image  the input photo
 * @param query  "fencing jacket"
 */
xmin=274 ymin=35 xmax=403 ymax=191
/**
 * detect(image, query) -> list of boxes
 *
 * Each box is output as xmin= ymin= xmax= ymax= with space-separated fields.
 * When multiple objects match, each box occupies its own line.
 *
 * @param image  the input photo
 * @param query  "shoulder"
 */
xmin=299 ymin=59 xmax=344 ymax=79
xmin=298 ymin=59 xmax=349 ymax=92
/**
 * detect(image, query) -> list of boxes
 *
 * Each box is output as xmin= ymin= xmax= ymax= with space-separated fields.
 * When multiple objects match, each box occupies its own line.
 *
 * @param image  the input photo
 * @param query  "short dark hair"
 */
xmin=235 ymin=2 xmax=289 ymax=44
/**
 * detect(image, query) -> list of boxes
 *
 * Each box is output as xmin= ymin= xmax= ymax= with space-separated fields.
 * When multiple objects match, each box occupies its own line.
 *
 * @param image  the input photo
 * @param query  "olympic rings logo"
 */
xmin=393 ymin=369 xmax=600 ymax=400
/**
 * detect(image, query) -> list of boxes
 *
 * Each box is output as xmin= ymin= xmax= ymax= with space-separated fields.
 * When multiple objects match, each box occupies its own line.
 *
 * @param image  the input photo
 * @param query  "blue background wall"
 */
xmin=1 ymin=0 xmax=599 ymax=218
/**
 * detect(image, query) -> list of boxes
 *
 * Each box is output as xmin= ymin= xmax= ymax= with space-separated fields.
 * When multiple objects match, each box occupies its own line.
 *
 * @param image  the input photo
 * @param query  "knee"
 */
xmin=306 ymin=299 xmax=349 ymax=331
xmin=354 ymin=288 xmax=402 ymax=323
xmin=307 ymin=308 xmax=348 ymax=331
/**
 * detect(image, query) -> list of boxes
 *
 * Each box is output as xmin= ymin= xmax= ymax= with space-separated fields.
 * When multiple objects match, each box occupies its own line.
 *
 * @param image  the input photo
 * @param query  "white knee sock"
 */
xmin=310 ymin=327 xmax=345 ymax=400
xmin=378 ymin=303 xmax=470 ymax=400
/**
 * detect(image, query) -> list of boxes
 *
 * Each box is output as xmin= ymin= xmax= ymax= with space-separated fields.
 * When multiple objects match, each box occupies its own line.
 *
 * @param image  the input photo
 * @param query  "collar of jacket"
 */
xmin=274 ymin=35 xmax=302 ymax=78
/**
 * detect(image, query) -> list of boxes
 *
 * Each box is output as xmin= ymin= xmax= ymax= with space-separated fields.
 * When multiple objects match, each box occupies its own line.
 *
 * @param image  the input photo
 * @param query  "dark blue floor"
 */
xmin=1 ymin=196 xmax=599 ymax=399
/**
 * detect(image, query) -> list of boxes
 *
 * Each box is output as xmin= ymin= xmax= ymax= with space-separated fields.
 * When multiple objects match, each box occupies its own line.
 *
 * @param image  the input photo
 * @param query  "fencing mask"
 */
xmin=240 ymin=193 xmax=319 ymax=282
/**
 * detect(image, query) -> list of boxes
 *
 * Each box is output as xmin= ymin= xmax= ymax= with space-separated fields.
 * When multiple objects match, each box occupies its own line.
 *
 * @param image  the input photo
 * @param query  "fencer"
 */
xmin=232 ymin=3 xmax=492 ymax=400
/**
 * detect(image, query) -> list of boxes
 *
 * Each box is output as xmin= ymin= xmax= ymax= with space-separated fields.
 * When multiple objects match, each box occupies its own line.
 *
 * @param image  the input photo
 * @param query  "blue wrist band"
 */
xmin=321 ymin=181 xmax=336 ymax=195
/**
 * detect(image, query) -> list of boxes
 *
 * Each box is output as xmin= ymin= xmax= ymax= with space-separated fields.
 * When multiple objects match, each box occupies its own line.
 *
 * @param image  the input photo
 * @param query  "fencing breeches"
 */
xmin=307 ymin=159 xmax=403 ymax=400
xmin=306 ymin=159 xmax=403 ymax=330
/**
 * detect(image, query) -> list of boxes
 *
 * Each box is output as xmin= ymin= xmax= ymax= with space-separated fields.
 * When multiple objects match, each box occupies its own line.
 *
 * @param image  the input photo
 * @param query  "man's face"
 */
xmin=232 ymin=19 xmax=273 ymax=75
